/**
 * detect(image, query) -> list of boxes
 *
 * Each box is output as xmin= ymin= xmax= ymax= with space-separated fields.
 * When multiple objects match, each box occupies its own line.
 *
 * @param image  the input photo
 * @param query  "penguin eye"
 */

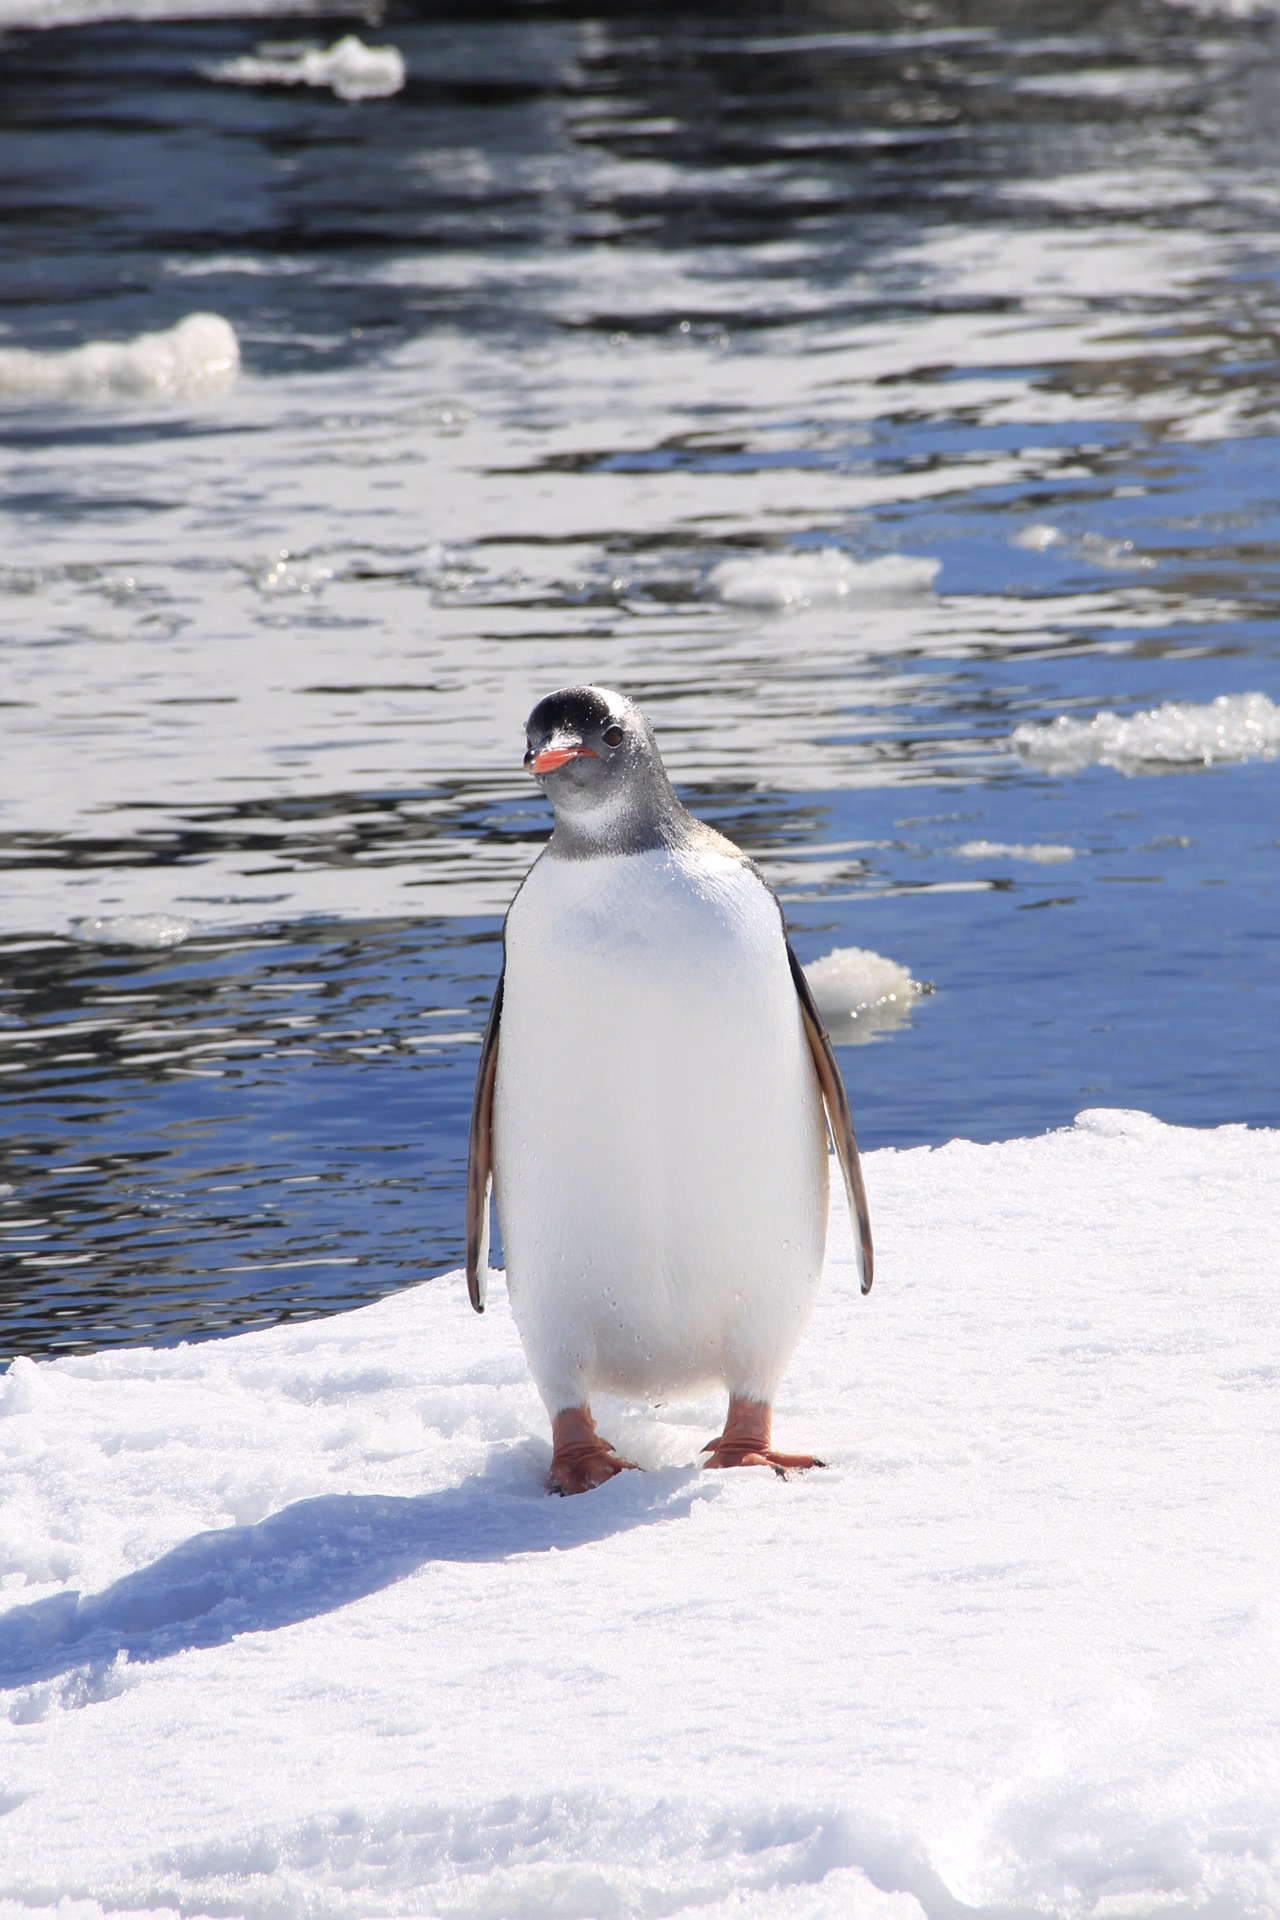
xmin=602 ymin=725 xmax=624 ymax=747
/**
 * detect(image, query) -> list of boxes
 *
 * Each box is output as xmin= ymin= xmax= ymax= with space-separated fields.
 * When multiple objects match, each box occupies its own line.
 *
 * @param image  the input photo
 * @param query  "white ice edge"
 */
xmin=2 ymin=1110 xmax=1280 ymax=1919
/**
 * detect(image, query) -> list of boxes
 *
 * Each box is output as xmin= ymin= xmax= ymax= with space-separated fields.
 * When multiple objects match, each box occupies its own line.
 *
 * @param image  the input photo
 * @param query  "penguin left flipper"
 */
xmin=787 ymin=942 xmax=874 ymax=1296
xmin=466 ymin=966 xmax=504 ymax=1313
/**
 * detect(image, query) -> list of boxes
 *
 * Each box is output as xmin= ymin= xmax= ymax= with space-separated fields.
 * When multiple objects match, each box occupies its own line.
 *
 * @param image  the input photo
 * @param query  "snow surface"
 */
xmin=1012 ymin=691 xmax=1280 ymax=774
xmin=206 ymin=36 xmax=406 ymax=101
xmin=3 ymin=1111 xmax=1280 ymax=1920
xmin=0 ymin=315 xmax=238 ymax=405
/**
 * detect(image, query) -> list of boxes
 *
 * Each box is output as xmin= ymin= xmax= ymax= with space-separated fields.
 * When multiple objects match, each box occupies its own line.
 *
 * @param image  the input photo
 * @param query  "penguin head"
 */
xmin=523 ymin=685 xmax=686 ymax=857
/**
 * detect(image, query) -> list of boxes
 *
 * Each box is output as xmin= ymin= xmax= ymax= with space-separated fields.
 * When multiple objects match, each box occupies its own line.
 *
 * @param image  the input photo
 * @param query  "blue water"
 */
xmin=1 ymin=0 xmax=1278 ymax=1356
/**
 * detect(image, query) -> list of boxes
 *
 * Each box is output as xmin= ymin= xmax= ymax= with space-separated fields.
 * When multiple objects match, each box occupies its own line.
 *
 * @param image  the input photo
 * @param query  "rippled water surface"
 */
xmin=2 ymin=0 xmax=1279 ymax=1355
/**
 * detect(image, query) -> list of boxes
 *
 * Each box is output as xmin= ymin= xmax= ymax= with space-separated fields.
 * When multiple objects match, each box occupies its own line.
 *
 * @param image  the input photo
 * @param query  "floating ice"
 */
xmin=207 ymin=36 xmax=407 ymax=102
xmin=0 ymin=314 xmax=239 ymax=404
xmin=1011 ymin=522 xmax=1063 ymax=552
xmin=70 ymin=914 xmax=195 ymax=950
xmin=1013 ymin=691 xmax=1280 ymax=774
xmin=1013 ymin=66 xmax=1192 ymax=103
xmin=802 ymin=944 xmax=925 ymax=1043
xmin=953 ymin=840 xmax=1076 ymax=863
xmin=705 ymin=550 xmax=939 ymax=611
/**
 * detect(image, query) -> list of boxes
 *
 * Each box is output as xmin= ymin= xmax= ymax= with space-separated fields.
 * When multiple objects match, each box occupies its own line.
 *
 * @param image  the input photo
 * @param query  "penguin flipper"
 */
xmin=466 ymin=966 xmax=504 ymax=1313
xmin=787 ymin=943 xmax=874 ymax=1296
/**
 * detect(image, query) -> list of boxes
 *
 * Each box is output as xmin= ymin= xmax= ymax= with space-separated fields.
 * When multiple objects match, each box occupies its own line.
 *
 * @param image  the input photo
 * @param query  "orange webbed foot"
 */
xmin=701 ymin=1397 xmax=825 ymax=1478
xmin=549 ymin=1405 xmax=638 ymax=1496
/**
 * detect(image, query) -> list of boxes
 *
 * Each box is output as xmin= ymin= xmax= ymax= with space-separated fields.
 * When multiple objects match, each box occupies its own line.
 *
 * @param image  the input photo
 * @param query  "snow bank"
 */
xmin=207 ymin=35 xmax=406 ymax=101
xmin=705 ymin=550 xmax=939 ymax=611
xmin=1012 ymin=690 xmax=1280 ymax=773
xmin=2 ymin=1111 xmax=1280 ymax=1920
xmin=0 ymin=314 xmax=239 ymax=405
xmin=802 ymin=945 xmax=925 ymax=1043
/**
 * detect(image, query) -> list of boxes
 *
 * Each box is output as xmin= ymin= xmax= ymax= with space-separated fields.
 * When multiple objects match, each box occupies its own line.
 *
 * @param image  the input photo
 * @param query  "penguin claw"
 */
xmin=547 ymin=1406 xmax=638 ymax=1496
xmin=701 ymin=1444 xmax=826 ymax=1475
xmin=548 ymin=1443 xmax=637 ymax=1496
xmin=700 ymin=1398 xmax=825 ymax=1476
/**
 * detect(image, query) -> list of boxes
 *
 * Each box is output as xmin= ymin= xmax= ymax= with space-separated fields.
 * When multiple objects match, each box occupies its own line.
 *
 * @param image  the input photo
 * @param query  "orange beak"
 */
xmin=530 ymin=745 xmax=598 ymax=775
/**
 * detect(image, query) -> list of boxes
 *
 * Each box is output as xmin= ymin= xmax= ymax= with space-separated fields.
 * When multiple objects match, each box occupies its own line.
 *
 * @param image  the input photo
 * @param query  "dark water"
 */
xmin=1 ymin=0 xmax=1278 ymax=1357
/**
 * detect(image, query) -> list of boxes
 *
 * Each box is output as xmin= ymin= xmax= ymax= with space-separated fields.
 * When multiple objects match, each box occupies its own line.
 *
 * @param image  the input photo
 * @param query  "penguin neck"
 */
xmin=545 ymin=768 xmax=705 ymax=862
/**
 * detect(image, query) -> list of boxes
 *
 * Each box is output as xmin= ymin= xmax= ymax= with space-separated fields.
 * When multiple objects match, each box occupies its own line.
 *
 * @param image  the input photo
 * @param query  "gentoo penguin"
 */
xmin=466 ymin=686 xmax=872 ymax=1495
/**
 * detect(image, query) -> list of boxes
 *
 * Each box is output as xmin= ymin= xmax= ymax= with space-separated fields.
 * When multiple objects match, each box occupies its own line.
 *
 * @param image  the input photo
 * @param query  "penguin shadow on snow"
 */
xmin=0 ymin=1448 xmax=708 ymax=1697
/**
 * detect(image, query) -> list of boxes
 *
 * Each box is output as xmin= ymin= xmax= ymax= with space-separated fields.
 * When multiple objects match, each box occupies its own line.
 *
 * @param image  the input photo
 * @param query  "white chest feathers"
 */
xmin=493 ymin=845 xmax=829 ymax=1414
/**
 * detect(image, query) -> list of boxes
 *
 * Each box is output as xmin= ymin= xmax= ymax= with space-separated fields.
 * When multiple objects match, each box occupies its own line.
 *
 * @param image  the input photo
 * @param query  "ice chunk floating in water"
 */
xmin=802 ymin=945 xmax=926 ymax=1043
xmin=1013 ymin=691 xmax=1280 ymax=774
xmin=0 ymin=314 xmax=238 ymax=404
xmin=706 ymin=550 xmax=939 ymax=611
xmin=207 ymin=36 xmax=406 ymax=101
xmin=1011 ymin=523 xmax=1065 ymax=553
xmin=70 ymin=913 xmax=194 ymax=950
xmin=953 ymin=840 xmax=1076 ymax=864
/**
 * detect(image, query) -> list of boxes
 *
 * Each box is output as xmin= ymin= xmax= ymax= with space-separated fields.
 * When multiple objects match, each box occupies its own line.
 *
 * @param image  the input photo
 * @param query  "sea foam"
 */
xmin=1012 ymin=691 xmax=1280 ymax=774
xmin=0 ymin=314 xmax=239 ymax=404
xmin=706 ymin=550 xmax=939 ymax=611
xmin=207 ymin=35 xmax=406 ymax=101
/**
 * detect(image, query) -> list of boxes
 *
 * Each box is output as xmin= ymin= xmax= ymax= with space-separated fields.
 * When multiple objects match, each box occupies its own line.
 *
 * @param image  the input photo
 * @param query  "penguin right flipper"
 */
xmin=786 ymin=943 xmax=874 ymax=1296
xmin=465 ymin=966 xmax=504 ymax=1313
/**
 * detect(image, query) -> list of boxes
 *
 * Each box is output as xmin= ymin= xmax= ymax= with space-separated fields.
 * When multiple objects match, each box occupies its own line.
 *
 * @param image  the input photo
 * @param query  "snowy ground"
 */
xmin=3 ymin=1110 xmax=1279 ymax=1920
